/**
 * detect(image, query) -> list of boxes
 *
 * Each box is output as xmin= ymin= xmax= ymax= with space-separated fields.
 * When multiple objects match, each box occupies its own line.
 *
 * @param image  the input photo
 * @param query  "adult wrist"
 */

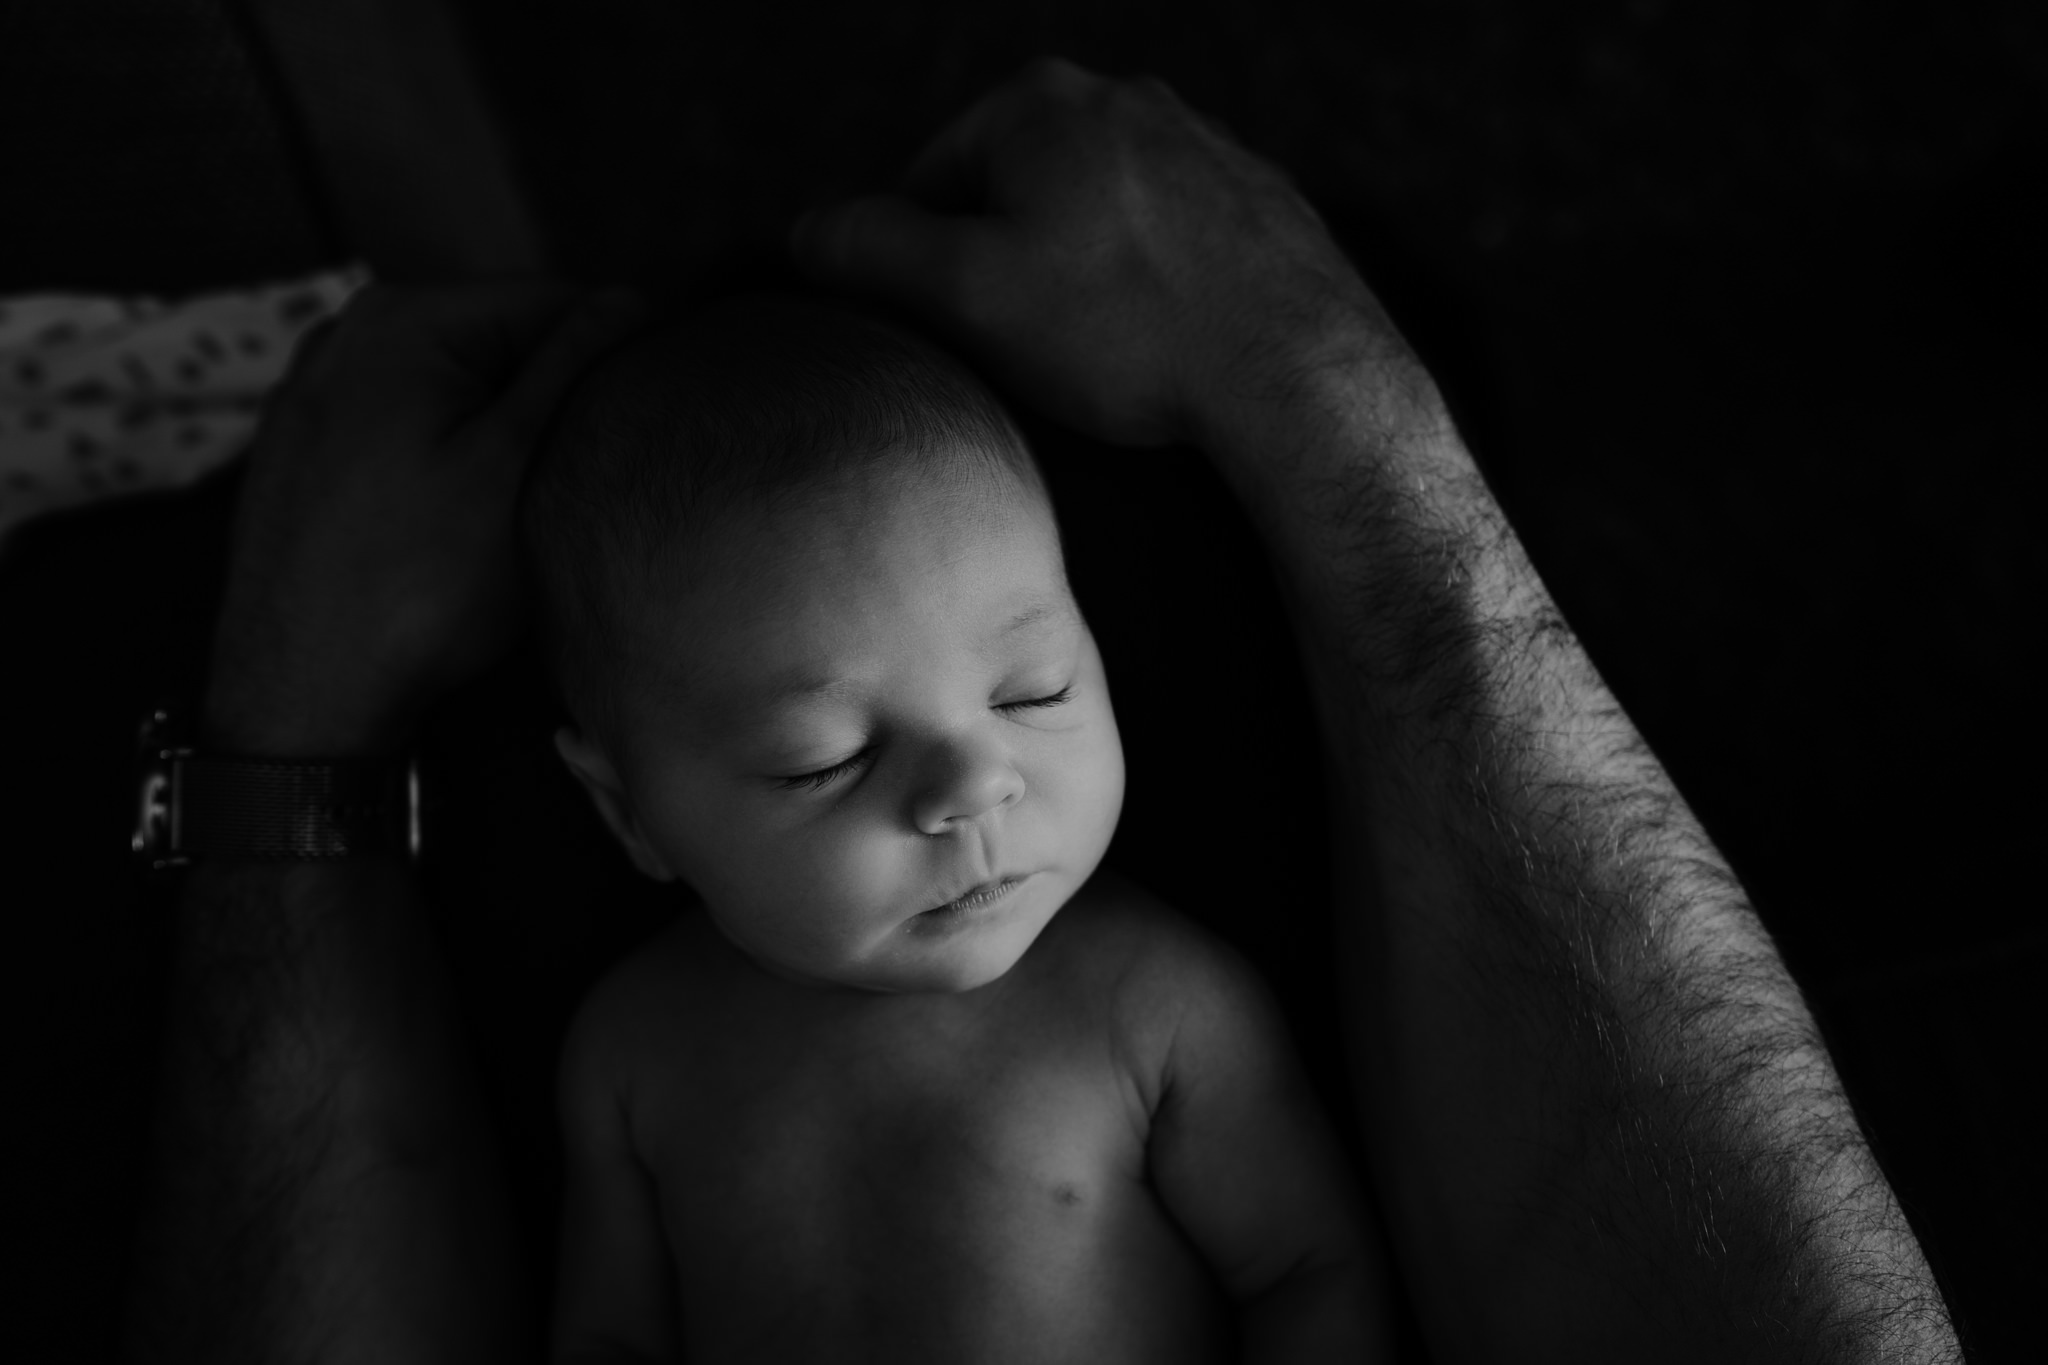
xmin=199 ymin=677 xmax=416 ymax=759
xmin=1190 ymin=311 xmax=1460 ymax=509
xmin=1186 ymin=296 xmax=1445 ymax=457
xmin=136 ymin=693 xmax=424 ymax=869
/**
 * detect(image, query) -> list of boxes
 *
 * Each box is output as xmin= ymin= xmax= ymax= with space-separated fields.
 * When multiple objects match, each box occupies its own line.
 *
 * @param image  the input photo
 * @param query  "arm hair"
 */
xmin=1200 ymin=355 xmax=1959 ymax=1363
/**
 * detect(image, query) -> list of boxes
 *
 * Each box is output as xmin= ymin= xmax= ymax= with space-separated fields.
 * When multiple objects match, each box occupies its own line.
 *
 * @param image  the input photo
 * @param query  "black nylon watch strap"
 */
xmin=174 ymin=756 xmax=417 ymax=860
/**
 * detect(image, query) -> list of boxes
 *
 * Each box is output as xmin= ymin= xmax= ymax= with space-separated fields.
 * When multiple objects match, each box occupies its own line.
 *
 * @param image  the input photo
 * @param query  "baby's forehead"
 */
xmin=619 ymin=457 xmax=1067 ymax=692
xmin=689 ymin=445 xmax=1048 ymax=566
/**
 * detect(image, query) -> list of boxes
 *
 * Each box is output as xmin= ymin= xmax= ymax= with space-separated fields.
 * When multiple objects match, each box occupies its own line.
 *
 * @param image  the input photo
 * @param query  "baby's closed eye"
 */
xmin=996 ymin=684 xmax=1075 ymax=714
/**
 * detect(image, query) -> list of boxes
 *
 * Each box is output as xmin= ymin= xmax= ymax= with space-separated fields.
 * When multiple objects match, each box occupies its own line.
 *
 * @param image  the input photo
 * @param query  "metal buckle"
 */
xmin=404 ymin=755 xmax=422 ymax=862
xmin=129 ymin=702 xmax=424 ymax=866
xmin=132 ymin=704 xmax=192 ymax=871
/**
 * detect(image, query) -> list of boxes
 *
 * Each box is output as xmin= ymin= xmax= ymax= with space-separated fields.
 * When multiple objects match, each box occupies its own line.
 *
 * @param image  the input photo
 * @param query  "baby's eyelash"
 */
xmin=777 ymin=690 xmax=1072 ymax=791
xmin=777 ymin=749 xmax=872 ymax=792
xmin=998 ymin=686 xmax=1075 ymax=713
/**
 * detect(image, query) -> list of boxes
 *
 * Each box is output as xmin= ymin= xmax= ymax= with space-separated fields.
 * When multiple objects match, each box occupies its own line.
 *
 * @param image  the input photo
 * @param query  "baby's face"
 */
xmin=568 ymin=459 xmax=1124 ymax=994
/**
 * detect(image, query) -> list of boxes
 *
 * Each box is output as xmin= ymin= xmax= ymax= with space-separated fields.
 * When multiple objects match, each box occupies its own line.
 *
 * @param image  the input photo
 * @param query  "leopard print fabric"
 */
xmin=0 ymin=265 xmax=368 ymax=554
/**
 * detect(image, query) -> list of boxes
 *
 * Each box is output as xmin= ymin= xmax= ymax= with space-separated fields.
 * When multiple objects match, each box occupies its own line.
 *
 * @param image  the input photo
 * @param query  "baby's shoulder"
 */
xmin=1049 ymin=876 xmax=1304 ymax=1124
xmin=1046 ymin=871 xmax=1275 ymax=1046
xmin=1055 ymin=869 xmax=1251 ymax=972
xmin=559 ymin=912 xmax=712 ymax=1085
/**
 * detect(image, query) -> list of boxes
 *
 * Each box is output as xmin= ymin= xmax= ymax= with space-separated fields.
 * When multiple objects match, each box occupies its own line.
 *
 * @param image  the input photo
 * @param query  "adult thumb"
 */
xmin=789 ymin=193 xmax=985 ymax=319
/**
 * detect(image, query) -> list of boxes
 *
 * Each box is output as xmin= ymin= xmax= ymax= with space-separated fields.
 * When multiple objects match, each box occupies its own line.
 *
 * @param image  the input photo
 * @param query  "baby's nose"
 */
xmin=911 ymin=734 xmax=1025 ymax=835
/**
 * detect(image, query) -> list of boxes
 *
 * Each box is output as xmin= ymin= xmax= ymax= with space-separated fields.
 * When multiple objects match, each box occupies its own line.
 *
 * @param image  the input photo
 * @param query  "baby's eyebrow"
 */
xmin=994 ymin=599 xmax=1068 ymax=639
xmin=700 ymin=598 xmax=1076 ymax=737
xmin=759 ymin=603 xmax=1063 ymax=707
xmin=966 ymin=597 xmax=1076 ymax=665
xmin=715 ymin=672 xmax=862 ymax=731
xmin=757 ymin=673 xmax=863 ymax=708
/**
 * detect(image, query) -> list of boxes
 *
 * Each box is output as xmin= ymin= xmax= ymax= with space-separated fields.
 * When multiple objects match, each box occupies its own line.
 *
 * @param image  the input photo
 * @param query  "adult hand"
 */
xmin=791 ymin=58 xmax=1398 ymax=449
xmin=204 ymin=279 xmax=644 ymax=756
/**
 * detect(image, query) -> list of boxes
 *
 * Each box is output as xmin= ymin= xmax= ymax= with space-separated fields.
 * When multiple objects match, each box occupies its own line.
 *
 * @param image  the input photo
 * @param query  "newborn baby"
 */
xmin=520 ymin=294 xmax=1385 ymax=1364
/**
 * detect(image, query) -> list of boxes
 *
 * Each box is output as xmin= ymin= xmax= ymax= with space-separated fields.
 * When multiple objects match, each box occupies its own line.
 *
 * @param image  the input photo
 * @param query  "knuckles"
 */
xmin=1007 ymin=59 xmax=1189 ymax=157
xmin=1017 ymin=55 xmax=1098 ymax=101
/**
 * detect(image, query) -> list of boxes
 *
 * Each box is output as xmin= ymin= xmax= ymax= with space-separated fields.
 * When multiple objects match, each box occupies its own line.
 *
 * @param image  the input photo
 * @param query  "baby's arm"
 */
xmin=1139 ymin=917 xmax=1392 ymax=1362
xmin=553 ymin=974 xmax=684 ymax=1365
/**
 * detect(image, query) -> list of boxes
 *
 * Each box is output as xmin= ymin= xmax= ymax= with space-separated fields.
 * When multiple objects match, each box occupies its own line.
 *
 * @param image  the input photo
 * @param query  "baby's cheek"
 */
xmin=1058 ymin=720 xmax=1125 ymax=853
xmin=835 ymin=816 xmax=927 ymax=918
xmin=772 ymin=813 xmax=920 ymax=943
xmin=642 ymin=786 xmax=743 ymax=892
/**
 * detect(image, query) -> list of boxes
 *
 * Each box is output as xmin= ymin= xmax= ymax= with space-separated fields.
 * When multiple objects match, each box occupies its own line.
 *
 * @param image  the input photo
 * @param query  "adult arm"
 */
xmin=124 ymin=281 xmax=642 ymax=1365
xmin=793 ymin=60 xmax=1960 ymax=1363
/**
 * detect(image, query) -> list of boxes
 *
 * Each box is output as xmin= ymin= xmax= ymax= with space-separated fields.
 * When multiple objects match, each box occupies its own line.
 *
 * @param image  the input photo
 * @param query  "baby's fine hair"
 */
xmin=519 ymin=291 xmax=1037 ymax=746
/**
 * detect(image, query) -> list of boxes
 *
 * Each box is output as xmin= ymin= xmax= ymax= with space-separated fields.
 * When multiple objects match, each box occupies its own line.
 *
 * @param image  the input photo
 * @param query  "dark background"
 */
xmin=3 ymin=0 xmax=2041 ymax=1359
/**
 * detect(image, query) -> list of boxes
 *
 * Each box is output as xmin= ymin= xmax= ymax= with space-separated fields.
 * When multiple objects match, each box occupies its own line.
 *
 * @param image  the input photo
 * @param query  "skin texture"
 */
xmin=547 ymin=461 xmax=1385 ymax=1362
xmin=792 ymin=60 xmax=1961 ymax=1363
xmin=552 ymin=466 xmax=1125 ymax=996
xmin=125 ymin=282 xmax=646 ymax=1365
xmin=123 ymin=56 xmax=1959 ymax=1365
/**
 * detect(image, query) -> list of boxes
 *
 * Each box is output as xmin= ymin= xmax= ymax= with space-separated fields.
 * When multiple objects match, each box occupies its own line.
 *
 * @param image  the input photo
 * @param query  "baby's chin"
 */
xmin=730 ymin=946 xmax=1022 ymax=996
xmin=786 ymin=932 xmax=1034 ymax=996
xmin=709 ymin=888 xmax=1058 ymax=996
xmin=851 ymin=953 xmax=1021 ymax=996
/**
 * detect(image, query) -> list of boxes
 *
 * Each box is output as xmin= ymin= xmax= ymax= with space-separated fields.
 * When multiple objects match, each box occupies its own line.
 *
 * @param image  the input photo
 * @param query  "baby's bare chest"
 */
xmin=646 ymin=1014 xmax=1146 ymax=1255
xmin=628 ymin=1001 xmax=1224 ymax=1363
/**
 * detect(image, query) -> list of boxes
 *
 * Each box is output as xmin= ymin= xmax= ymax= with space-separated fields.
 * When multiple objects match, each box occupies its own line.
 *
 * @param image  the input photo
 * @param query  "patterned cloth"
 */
xmin=0 ymin=265 xmax=369 ymax=553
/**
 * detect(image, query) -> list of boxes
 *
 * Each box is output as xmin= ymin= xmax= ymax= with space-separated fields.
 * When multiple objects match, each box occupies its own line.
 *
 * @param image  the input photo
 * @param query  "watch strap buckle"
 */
xmin=132 ymin=704 xmax=422 ymax=868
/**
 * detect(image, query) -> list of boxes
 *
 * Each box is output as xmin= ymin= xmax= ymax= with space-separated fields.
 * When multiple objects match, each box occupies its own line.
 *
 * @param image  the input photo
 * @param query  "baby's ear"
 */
xmin=553 ymin=726 xmax=679 ymax=883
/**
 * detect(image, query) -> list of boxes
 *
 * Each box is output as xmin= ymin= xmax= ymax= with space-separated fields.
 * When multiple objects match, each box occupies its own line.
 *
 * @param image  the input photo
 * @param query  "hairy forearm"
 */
xmin=125 ymin=855 xmax=532 ymax=1365
xmin=1197 ymin=342 xmax=1957 ymax=1362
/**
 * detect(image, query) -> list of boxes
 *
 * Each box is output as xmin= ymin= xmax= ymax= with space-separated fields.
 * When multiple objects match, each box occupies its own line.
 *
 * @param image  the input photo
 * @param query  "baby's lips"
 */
xmin=926 ymin=871 xmax=1032 ymax=913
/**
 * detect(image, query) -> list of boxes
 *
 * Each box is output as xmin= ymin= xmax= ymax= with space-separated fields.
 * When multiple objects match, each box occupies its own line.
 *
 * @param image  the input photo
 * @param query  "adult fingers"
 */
xmin=789 ymin=193 xmax=993 ymax=322
xmin=895 ymin=66 xmax=1040 ymax=209
xmin=480 ymin=288 xmax=650 ymax=451
xmin=897 ymin=57 xmax=1102 ymax=212
xmin=898 ymin=113 xmax=989 ymax=214
xmin=286 ymin=278 xmax=581 ymax=411
xmin=283 ymin=314 xmax=343 ymax=378
xmin=407 ymin=276 xmax=589 ymax=393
